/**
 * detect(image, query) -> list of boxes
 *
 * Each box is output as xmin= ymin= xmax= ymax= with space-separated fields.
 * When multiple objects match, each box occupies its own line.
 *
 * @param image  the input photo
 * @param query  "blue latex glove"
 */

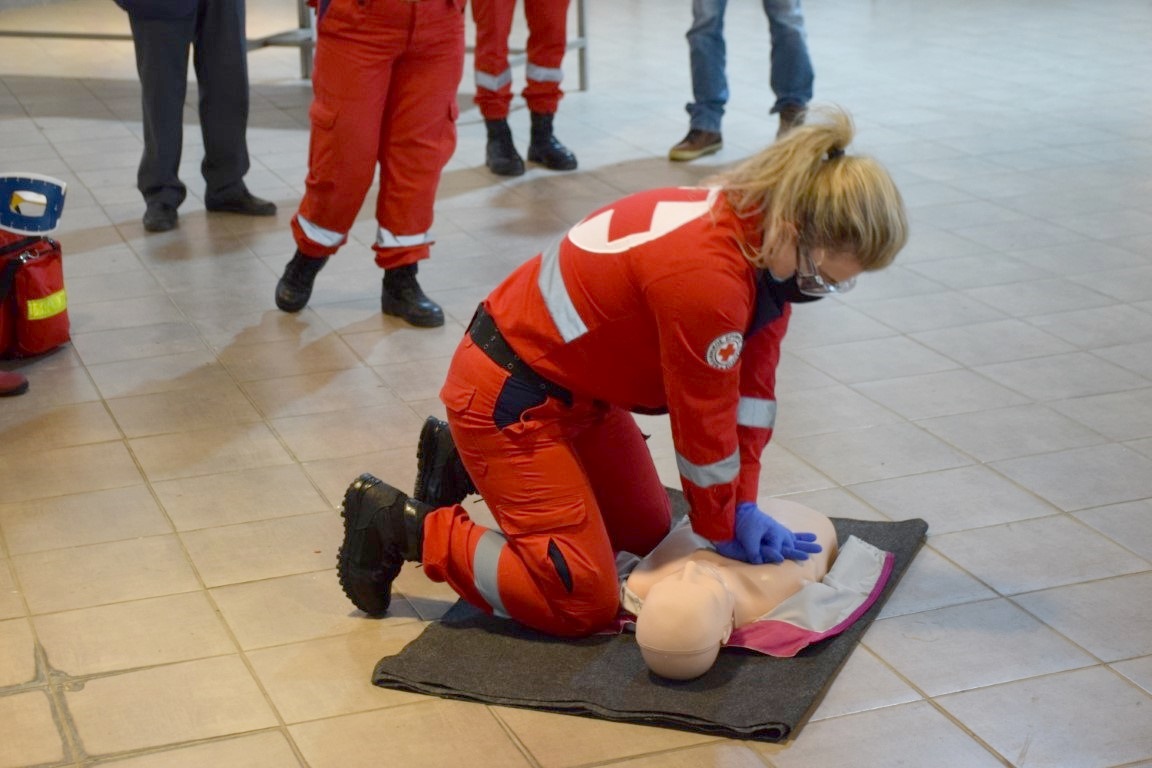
xmin=713 ymin=502 xmax=823 ymax=564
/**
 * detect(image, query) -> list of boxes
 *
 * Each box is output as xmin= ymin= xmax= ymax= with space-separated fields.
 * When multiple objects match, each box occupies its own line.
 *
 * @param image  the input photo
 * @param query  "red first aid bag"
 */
xmin=0 ymin=231 xmax=70 ymax=359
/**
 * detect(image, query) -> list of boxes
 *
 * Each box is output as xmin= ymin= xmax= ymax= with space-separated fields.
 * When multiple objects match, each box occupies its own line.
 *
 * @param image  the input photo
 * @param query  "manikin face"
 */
xmin=635 ymin=561 xmax=737 ymax=680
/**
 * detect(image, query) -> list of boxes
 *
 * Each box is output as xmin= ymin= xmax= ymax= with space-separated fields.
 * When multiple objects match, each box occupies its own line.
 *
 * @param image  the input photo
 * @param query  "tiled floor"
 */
xmin=1 ymin=0 xmax=1152 ymax=765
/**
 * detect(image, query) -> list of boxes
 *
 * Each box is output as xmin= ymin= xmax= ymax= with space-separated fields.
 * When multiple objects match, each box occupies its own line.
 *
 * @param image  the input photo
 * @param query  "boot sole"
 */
xmin=381 ymin=298 xmax=445 ymax=328
xmin=336 ymin=473 xmax=403 ymax=616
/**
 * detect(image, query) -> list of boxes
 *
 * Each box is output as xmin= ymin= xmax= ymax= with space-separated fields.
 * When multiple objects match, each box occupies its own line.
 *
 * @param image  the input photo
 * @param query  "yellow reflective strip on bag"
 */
xmin=26 ymin=288 xmax=67 ymax=321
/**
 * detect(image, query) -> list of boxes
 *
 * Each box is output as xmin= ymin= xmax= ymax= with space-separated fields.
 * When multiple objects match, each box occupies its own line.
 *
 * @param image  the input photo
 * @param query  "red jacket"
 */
xmin=486 ymin=187 xmax=804 ymax=541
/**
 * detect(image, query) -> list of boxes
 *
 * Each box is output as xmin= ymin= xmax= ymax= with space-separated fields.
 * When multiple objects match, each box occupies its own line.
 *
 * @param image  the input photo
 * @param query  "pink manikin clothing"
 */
xmin=421 ymin=186 xmax=798 ymax=638
xmin=472 ymin=0 xmax=570 ymax=118
xmin=292 ymin=0 xmax=464 ymax=269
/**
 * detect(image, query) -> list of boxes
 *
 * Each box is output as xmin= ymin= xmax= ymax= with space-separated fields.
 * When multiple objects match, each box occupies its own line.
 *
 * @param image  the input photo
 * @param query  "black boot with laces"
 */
xmin=527 ymin=111 xmax=577 ymax=171
xmin=382 ymin=263 xmax=444 ymax=327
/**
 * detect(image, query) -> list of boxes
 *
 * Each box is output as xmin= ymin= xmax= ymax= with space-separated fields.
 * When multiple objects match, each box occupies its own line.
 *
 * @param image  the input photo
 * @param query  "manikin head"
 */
xmin=635 ymin=560 xmax=736 ymax=680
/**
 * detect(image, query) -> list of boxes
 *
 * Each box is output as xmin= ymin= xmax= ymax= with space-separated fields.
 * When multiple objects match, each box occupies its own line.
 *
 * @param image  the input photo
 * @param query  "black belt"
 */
xmin=468 ymin=305 xmax=572 ymax=406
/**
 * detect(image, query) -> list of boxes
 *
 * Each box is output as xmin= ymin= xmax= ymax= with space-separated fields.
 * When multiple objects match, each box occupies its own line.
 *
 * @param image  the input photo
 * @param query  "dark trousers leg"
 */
xmin=130 ymin=14 xmax=194 ymax=208
xmin=195 ymin=0 xmax=251 ymax=202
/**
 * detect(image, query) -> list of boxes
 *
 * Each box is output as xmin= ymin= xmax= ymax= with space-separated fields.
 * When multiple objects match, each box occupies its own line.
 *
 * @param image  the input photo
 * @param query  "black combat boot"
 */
xmin=337 ymin=473 xmax=433 ymax=616
xmin=414 ymin=416 xmax=477 ymax=508
xmin=484 ymin=118 xmax=525 ymax=177
xmin=275 ymin=250 xmax=329 ymax=312
xmin=527 ymin=111 xmax=577 ymax=171
xmin=382 ymin=263 xmax=444 ymax=327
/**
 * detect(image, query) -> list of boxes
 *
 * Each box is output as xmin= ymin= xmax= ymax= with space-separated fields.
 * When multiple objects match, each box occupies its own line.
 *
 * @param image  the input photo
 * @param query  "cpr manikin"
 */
xmin=626 ymin=498 xmax=841 ymax=680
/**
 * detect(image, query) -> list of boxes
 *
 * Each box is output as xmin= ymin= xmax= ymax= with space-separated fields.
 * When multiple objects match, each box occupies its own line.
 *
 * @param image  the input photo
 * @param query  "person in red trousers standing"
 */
xmin=275 ymin=0 xmax=466 ymax=328
xmin=473 ymin=0 xmax=578 ymax=176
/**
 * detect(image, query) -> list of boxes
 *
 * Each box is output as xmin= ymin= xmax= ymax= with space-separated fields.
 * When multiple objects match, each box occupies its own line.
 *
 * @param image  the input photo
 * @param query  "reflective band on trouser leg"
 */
xmin=296 ymin=214 xmax=346 ymax=248
xmin=475 ymin=68 xmax=513 ymax=93
xmin=676 ymin=448 xmax=740 ymax=488
xmin=26 ymin=289 xmax=67 ymax=321
xmin=537 ymin=239 xmax=587 ymax=343
xmin=376 ymin=227 xmax=431 ymax=249
xmin=525 ymin=64 xmax=564 ymax=83
xmin=471 ymin=528 xmax=510 ymax=618
xmin=737 ymin=397 xmax=777 ymax=429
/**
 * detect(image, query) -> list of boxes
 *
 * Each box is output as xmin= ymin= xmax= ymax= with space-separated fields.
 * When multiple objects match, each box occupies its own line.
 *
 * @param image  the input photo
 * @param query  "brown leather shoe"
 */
xmin=206 ymin=189 xmax=277 ymax=216
xmin=668 ymin=129 xmax=723 ymax=162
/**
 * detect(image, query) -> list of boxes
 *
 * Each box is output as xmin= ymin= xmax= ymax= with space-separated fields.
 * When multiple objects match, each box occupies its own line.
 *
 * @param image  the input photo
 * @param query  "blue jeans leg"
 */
xmin=685 ymin=0 xmax=728 ymax=132
xmin=763 ymin=0 xmax=814 ymax=112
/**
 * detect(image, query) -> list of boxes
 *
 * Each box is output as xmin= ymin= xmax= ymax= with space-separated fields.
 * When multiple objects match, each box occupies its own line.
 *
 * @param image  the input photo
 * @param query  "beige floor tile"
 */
xmin=33 ymin=592 xmax=235 ymax=677
xmin=849 ymin=465 xmax=1059 ymax=535
xmin=241 ymin=366 xmax=400 ymax=420
xmin=211 ymin=569 xmax=419 ymax=649
xmin=782 ymin=423 xmax=972 ymax=486
xmin=1113 ymin=656 xmax=1152 ymax=697
xmin=991 ymin=443 xmax=1152 ymax=512
xmin=216 ymin=333 xmax=363 ymax=382
xmin=370 ymin=357 xmax=454 ymax=403
xmin=85 ymin=350 xmax=235 ymax=400
xmin=180 ymin=512 xmax=342 ymax=587
xmin=393 ymin=565 xmax=461 ymax=622
xmin=794 ymin=335 xmax=959 ymax=385
xmin=877 ymin=547 xmax=997 ymax=619
xmin=66 ymin=655 xmax=278 ymax=756
xmin=69 ymin=321 xmax=208 ymax=366
xmin=1075 ymin=499 xmax=1152 ymax=561
xmin=759 ymin=701 xmax=1005 ymax=768
xmin=98 ymin=731 xmax=301 ymax=768
xmin=932 ymin=515 xmax=1149 ymax=596
xmin=495 ymin=705 xmax=714 ymax=768
xmin=289 ymin=700 xmax=532 ymax=768
xmin=153 ymin=464 xmax=329 ymax=531
xmin=0 ymin=617 xmax=37 ymax=687
xmin=0 ymin=691 xmax=66 ymax=768
xmin=302 ymin=445 xmax=420 ymax=508
xmin=247 ymin=622 xmax=427 ymax=723
xmin=864 ymin=598 xmax=1094 ymax=696
xmin=0 ymin=485 xmax=170 ymax=555
xmin=1013 ymin=573 xmax=1152 ymax=662
xmin=773 ymin=384 xmax=903 ymax=439
xmin=270 ymin=403 xmax=426 ymax=462
xmin=0 ymin=560 xmax=24 ymax=620
xmin=106 ymin=380 xmax=265 ymax=438
xmin=807 ymin=647 xmax=920 ymax=721
xmin=910 ymin=318 xmax=1076 ymax=367
xmin=938 ymin=667 xmax=1152 ymax=768
xmin=0 ymin=441 xmax=143 ymax=505
xmin=853 ymin=369 xmax=1031 ymax=421
xmin=14 ymin=535 xmax=200 ymax=614
xmin=129 ymin=422 xmax=294 ymax=482
xmin=342 ymin=322 xmax=464 ymax=366
xmin=597 ymin=743 xmax=768 ymax=767
xmin=916 ymin=403 xmax=1107 ymax=463
xmin=0 ymin=400 xmax=122 ymax=456
xmin=977 ymin=351 xmax=1148 ymax=401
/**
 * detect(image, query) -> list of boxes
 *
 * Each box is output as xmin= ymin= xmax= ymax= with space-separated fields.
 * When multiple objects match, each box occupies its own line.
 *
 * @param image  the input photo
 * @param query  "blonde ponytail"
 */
xmin=718 ymin=105 xmax=907 ymax=271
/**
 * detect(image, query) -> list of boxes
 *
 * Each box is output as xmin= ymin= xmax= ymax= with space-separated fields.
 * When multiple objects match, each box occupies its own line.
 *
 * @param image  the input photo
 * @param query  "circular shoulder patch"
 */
xmin=705 ymin=332 xmax=744 ymax=370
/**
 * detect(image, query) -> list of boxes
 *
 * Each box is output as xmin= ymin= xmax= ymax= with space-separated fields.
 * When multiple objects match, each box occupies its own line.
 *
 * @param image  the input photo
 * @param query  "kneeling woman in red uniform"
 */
xmin=336 ymin=106 xmax=908 ymax=637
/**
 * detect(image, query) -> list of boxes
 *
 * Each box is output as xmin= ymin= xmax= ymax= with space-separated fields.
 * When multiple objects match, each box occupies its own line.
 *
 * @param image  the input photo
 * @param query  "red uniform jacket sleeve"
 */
xmin=735 ymin=305 xmax=791 ymax=502
xmin=645 ymin=264 xmax=754 ymax=543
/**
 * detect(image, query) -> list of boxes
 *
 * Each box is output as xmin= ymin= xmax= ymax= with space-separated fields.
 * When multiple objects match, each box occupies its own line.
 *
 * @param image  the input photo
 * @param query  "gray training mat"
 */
xmin=372 ymin=491 xmax=927 ymax=742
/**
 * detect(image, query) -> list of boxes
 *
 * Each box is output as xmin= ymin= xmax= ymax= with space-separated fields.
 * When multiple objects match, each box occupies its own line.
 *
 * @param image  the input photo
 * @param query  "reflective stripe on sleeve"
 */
xmin=526 ymin=63 xmax=564 ymax=83
xmin=297 ymin=214 xmax=345 ymax=248
xmin=376 ymin=227 xmax=431 ymax=249
xmin=675 ymin=448 xmax=740 ymax=488
xmin=538 ymin=238 xmax=588 ymax=342
xmin=472 ymin=529 xmax=510 ymax=619
xmin=475 ymin=68 xmax=513 ymax=92
xmin=737 ymin=397 xmax=777 ymax=429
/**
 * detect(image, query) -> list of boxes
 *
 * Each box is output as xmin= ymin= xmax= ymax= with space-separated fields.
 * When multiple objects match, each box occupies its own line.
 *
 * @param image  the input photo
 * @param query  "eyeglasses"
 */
xmin=795 ymin=243 xmax=856 ymax=296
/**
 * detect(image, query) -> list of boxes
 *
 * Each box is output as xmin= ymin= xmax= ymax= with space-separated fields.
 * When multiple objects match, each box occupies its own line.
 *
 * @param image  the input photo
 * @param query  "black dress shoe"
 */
xmin=142 ymin=202 xmax=178 ymax=232
xmin=382 ymin=264 xmax=444 ymax=327
xmin=275 ymin=250 xmax=329 ymax=312
xmin=206 ymin=190 xmax=277 ymax=216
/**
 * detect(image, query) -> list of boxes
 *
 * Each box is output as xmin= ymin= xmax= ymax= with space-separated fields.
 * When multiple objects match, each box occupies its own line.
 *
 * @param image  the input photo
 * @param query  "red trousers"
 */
xmin=471 ymin=0 xmax=570 ymax=118
xmin=422 ymin=333 xmax=673 ymax=637
xmin=293 ymin=0 xmax=464 ymax=268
